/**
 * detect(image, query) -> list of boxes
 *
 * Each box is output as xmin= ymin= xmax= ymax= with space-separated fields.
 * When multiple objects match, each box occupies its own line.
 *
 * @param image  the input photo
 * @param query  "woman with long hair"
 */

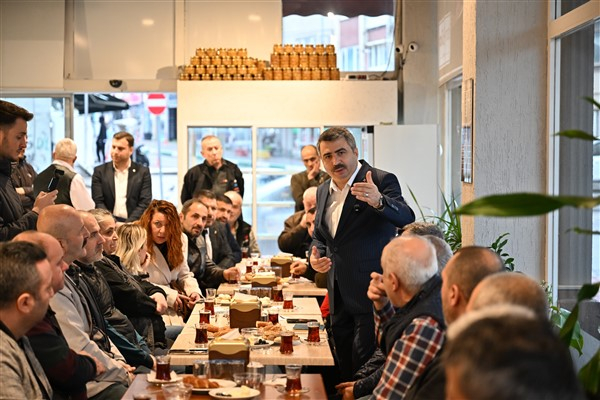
xmin=138 ymin=200 xmax=201 ymax=326
xmin=115 ymin=223 xmax=150 ymax=276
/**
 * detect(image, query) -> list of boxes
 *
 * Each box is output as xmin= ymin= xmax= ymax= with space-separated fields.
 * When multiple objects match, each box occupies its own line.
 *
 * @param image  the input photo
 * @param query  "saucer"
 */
xmin=275 ymin=386 xmax=310 ymax=395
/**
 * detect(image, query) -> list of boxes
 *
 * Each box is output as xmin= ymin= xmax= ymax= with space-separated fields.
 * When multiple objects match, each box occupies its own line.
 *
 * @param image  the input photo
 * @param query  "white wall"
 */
xmin=462 ymin=1 xmax=547 ymax=278
xmin=0 ymin=0 xmax=65 ymax=90
xmin=403 ymin=1 xmax=438 ymax=125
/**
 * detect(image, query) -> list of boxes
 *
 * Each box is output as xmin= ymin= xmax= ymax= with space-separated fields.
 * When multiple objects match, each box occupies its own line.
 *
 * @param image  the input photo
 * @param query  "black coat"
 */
xmin=0 ymin=158 xmax=37 ymax=241
xmin=91 ymin=161 xmax=152 ymax=222
xmin=94 ymin=255 xmax=168 ymax=349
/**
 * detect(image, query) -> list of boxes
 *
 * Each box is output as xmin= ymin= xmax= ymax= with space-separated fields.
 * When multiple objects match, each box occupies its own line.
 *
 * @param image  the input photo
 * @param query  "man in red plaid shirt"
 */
xmin=366 ymin=235 xmax=445 ymax=399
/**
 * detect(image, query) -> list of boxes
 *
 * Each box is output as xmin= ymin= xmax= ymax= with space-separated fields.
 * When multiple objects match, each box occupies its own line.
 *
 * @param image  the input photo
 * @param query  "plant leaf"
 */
xmin=567 ymin=227 xmax=600 ymax=235
xmin=578 ymin=350 xmax=600 ymax=395
xmin=584 ymin=96 xmax=600 ymax=110
xmin=554 ymin=129 xmax=599 ymax=141
xmin=455 ymin=193 xmax=600 ymax=216
xmin=559 ymin=303 xmax=579 ymax=347
xmin=576 ymin=282 xmax=599 ymax=302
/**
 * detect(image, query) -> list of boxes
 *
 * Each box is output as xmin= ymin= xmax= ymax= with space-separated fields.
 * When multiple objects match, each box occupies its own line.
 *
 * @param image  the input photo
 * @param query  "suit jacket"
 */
xmin=311 ymin=160 xmax=415 ymax=315
xmin=208 ymin=221 xmax=241 ymax=268
xmin=290 ymin=169 xmax=329 ymax=211
xmin=91 ymin=161 xmax=152 ymax=222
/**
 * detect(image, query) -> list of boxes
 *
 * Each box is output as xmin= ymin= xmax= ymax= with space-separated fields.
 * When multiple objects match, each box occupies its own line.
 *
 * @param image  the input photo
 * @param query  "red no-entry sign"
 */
xmin=147 ymin=93 xmax=166 ymax=115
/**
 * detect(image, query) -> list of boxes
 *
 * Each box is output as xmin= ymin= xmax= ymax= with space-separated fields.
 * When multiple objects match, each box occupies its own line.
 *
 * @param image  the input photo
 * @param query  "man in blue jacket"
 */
xmin=310 ymin=126 xmax=415 ymax=381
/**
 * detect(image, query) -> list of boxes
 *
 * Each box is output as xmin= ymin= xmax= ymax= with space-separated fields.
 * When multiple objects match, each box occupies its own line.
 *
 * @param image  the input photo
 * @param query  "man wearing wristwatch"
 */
xmin=309 ymin=127 xmax=415 ymax=382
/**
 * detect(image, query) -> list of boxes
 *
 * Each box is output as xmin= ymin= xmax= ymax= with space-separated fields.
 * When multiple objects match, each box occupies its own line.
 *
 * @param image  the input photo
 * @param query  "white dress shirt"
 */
xmin=52 ymin=160 xmax=95 ymax=211
xmin=325 ymin=161 xmax=362 ymax=238
xmin=202 ymin=229 xmax=213 ymax=260
xmin=113 ymin=160 xmax=130 ymax=219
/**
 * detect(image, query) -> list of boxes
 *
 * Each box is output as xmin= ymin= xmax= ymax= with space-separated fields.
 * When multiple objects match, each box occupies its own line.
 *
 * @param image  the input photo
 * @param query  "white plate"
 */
xmin=147 ymin=371 xmax=182 ymax=384
xmin=209 ymin=387 xmax=261 ymax=399
xmin=190 ymin=379 xmax=236 ymax=394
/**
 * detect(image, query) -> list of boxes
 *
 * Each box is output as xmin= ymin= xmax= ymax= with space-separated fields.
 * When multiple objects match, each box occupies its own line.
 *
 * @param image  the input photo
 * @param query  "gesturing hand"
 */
xmin=367 ymin=272 xmax=389 ymax=310
xmin=350 ymin=171 xmax=382 ymax=208
xmin=309 ymin=246 xmax=332 ymax=273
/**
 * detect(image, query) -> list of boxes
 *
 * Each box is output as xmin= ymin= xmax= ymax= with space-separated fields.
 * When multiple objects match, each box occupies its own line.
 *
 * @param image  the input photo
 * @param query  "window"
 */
xmin=551 ymin=19 xmax=599 ymax=305
xmin=283 ymin=14 xmax=395 ymax=72
xmin=0 ymin=96 xmax=68 ymax=173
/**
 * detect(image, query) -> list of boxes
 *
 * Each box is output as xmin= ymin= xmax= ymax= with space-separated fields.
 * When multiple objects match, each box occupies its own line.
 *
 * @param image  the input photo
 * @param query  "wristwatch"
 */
xmin=376 ymin=194 xmax=385 ymax=210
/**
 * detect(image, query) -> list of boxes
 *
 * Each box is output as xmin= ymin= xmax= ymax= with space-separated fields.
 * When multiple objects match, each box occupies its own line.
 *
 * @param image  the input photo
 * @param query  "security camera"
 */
xmin=109 ymin=80 xmax=123 ymax=88
xmin=408 ymin=42 xmax=419 ymax=52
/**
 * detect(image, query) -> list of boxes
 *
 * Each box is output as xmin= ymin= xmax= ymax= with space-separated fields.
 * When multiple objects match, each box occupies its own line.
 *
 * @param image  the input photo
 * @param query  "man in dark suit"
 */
xmin=196 ymin=190 xmax=241 ymax=268
xmin=309 ymin=127 xmax=415 ymax=382
xmin=91 ymin=131 xmax=152 ymax=222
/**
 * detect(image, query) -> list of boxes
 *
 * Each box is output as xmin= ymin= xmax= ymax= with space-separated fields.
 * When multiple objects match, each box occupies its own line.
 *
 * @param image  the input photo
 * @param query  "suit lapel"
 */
xmin=126 ymin=162 xmax=136 ymax=197
xmin=335 ymin=162 xmax=370 ymax=239
xmin=106 ymin=164 xmax=116 ymax=200
xmin=316 ymin=185 xmax=334 ymax=242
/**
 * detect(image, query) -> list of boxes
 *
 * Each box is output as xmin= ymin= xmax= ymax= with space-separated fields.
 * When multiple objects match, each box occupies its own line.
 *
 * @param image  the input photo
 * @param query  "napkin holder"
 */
xmin=270 ymin=256 xmax=293 ymax=278
xmin=251 ymin=274 xmax=277 ymax=287
xmin=229 ymin=300 xmax=261 ymax=329
xmin=208 ymin=338 xmax=250 ymax=365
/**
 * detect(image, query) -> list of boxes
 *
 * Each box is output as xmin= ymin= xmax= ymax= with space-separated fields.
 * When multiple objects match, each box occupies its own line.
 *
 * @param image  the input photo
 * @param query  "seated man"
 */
xmin=196 ymin=190 xmax=241 ymax=268
xmin=0 ymin=241 xmax=54 ymax=400
xmin=444 ymin=306 xmax=584 ymax=400
xmin=15 ymin=231 xmax=103 ymax=400
xmin=468 ymin=271 xmax=549 ymax=320
xmin=38 ymin=205 xmax=130 ymax=400
xmin=366 ymin=235 xmax=444 ymax=399
xmin=225 ymin=190 xmax=260 ymax=255
xmin=343 ymin=245 xmax=504 ymax=400
xmin=278 ymin=186 xmax=317 ymax=258
xmin=180 ymin=198 xmax=239 ymax=291
xmin=76 ymin=211 xmax=155 ymax=370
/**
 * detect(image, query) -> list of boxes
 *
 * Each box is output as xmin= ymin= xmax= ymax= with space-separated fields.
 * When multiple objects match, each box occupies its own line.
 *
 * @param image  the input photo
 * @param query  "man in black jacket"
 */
xmin=77 ymin=211 xmax=154 ymax=370
xmin=181 ymin=135 xmax=244 ymax=203
xmin=90 ymin=208 xmax=170 ymax=351
xmin=0 ymin=100 xmax=55 ymax=241
xmin=180 ymin=198 xmax=239 ymax=292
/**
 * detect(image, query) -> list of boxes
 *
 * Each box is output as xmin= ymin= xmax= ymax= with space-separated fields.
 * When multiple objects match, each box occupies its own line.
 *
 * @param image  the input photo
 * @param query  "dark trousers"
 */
xmin=331 ymin=284 xmax=377 ymax=382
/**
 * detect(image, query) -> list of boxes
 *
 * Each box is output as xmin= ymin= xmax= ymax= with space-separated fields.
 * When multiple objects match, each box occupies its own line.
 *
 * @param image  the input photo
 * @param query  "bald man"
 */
xmin=441 ymin=246 xmax=506 ymax=325
xmin=468 ymin=271 xmax=549 ymax=320
xmin=38 ymin=205 xmax=130 ymax=400
xmin=344 ymin=245 xmax=505 ymax=400
xmin=365 ymin=236 xmax=444 ymax=399
xmin=15 ymin=231 xmax=102 ymax=400
xmin=278 ymin=186 xmax=317 ymax=258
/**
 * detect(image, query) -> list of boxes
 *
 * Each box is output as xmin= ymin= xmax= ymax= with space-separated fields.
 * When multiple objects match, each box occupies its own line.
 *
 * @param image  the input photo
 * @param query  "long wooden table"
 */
xmin=218 ymin=281 xmax=328 ymax=297
xmin=169 ymin=299 xmax=334 ymax=366
xmin=121 ymin=373 xmax=328 ymax=399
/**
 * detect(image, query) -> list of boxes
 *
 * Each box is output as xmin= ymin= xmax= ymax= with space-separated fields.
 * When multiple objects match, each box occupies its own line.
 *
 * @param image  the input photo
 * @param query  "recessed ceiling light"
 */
xmin=142 ymin=19 xmax=154 ymax=26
